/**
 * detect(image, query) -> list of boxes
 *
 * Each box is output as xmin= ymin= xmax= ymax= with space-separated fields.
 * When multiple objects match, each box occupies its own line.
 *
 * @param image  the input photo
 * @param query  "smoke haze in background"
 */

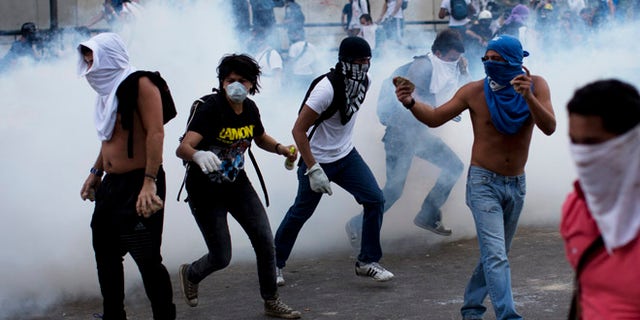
xmin=0 ymin=1 xmax=639 ymax=318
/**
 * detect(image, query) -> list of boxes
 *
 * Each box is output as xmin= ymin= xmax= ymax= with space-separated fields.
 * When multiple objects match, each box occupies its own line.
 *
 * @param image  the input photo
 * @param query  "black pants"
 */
xmin=185 ymin=170 xmax=278 ymax=301
xmin=91 ymin=167 xmax=176 ymax=320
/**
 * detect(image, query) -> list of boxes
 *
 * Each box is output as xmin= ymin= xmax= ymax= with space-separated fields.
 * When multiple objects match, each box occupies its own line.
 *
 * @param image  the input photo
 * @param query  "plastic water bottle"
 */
xmin=284 ymin=146 xmax=296 ymax=170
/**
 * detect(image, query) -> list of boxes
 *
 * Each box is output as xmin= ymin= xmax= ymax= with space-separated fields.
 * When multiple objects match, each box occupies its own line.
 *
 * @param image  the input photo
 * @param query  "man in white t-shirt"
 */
xmin=439 ymin=0 xmax=474 ymax=38
xmin=377 ymin=0 xmax=404 ymax=45
xmin=274 ymin=37 xmax=394 ymax=286
xmin=347 ymin=0 xmax=370 ymax=36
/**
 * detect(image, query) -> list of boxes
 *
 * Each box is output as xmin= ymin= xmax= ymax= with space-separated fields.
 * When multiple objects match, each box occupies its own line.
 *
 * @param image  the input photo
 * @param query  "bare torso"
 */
xmin=100 ymin=76 xmax=163 ymax=175
xmin=464 ymin=80 xmax=534 ymax=176
xmin=101 ymin=112 xmax=148 ymax=174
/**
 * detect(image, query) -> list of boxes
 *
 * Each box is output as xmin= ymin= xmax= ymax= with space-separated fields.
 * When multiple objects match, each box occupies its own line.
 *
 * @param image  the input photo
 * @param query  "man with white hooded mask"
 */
xmin=78 ymin=32 xmax=176 ymax=320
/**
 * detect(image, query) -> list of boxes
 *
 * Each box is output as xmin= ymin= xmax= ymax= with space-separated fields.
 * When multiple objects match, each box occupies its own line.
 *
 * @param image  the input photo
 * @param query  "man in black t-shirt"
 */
xmin=175 ymin=54 xmax=301 ymax=319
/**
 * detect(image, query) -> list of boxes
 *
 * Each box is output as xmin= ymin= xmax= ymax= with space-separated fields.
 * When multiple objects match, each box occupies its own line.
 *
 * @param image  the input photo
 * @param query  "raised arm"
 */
xmin=511 ymin=69 xmax=556 ymax=135
xmin=395 ymin=77 xmax=468 ymax=127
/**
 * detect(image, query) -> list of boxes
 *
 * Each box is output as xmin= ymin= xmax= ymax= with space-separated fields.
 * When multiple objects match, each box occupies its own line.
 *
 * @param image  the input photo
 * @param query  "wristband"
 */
xmin=274 ymin=143 xmax=282 ymax=155
xmin=403 ymin=98 xmax=416 ymax=110
xmin=90 ymin=167 xmax=104 ymax=177
xmin=144 ymin=173 xmax=157 ymax=182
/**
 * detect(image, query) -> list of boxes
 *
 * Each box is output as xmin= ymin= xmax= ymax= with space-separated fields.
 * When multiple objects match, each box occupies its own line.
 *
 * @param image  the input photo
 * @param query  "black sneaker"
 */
xmin=264 ymin=298 xmax=301 ymax=319
xmin=178 ymin=263 xmax=198 ymax=307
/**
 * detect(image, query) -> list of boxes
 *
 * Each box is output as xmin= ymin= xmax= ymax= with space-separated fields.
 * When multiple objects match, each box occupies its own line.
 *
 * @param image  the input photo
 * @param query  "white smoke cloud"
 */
xmin=0 ymin=0 xmax=639 ymax=318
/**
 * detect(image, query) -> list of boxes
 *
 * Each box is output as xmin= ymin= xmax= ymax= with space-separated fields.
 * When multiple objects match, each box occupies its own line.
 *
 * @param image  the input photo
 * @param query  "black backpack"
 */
xmin=298 ymin=68 xmax=368 ymax=140
xmin=116 ymin=71 xmax=177 ymax=159
xmin=450 ymin=0 xmax=469 ymax=20
xmin=176 ymin=90 xmax=269 ymax=206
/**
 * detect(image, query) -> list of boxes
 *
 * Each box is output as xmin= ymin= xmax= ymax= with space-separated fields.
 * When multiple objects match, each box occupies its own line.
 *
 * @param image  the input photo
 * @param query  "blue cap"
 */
xmin=486 ymin=35 xmax=530 ymax=67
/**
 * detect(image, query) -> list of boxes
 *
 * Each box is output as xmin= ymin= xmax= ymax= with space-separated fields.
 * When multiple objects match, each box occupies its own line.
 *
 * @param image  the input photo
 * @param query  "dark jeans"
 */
xmin=91 ymin=167 xmax=175 ymax=320
xmin=184 ymin=170 xmax=278 ymax=300
xmin=275 ymin=148 xmax=384 ymax=266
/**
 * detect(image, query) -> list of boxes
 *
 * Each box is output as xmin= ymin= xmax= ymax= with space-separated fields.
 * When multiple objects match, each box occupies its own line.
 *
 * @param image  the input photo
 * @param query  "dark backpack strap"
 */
xmin=176 ymin=92 xmax=217 ymax=202
xmin=568 ymin=236 xmax=604 ymax=320
xmin=299 ymin=70 xmax=345 ymax=141
xmin=116 ymin=70 xmax=177 ymax=159
xmin=248 ymin=147 xmax=270 ymax=207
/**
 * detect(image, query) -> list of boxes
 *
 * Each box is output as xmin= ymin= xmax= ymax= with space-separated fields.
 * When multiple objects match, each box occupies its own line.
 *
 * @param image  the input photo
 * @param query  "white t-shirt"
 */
xmin=358 ymin=25 xmax=377 ymax=50
xmin=349 ymin=0 xmax=369 ymax=30
xmin=288 ymin=41 xmax=317 ymax=76
xmin=304 ymin=77 xmax=359 ymax=163
xmin=383 ymin=0 xmax=404 ymax=20
xmin=441 ymin=0 xmax=471 ymax=27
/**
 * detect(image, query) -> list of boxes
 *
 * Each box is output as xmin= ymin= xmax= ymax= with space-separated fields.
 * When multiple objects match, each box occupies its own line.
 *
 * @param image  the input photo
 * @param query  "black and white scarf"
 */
xmin=339 ymin=61 xmax=369 ymax=124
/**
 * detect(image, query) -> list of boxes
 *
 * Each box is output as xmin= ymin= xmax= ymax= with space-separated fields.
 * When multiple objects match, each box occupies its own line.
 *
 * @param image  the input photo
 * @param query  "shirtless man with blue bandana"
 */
xmin=394 ymin=35 xmax=556 ymax=320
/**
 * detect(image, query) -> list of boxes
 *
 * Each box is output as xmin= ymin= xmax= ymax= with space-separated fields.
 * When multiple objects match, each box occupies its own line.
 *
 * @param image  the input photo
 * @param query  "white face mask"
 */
xmin=569 ymin=125 xmax=640 ymax=252
xmin=226 ymin=81 xmax=248 ymax=103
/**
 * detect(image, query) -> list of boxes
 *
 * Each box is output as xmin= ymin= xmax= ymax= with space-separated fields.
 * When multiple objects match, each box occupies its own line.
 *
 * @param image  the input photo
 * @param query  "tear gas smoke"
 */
xmin=0 ymin=0 xmax=638 ymax=317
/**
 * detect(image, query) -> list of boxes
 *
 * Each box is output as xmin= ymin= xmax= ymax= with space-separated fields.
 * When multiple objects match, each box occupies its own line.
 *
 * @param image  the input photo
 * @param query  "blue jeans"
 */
xmin=348 ymin=126 xmax=463 ymax=231
xmin=275 ymin=148 xmax=384 ymax=266
xmin=461 ymin=166 xmax=525 ymax=320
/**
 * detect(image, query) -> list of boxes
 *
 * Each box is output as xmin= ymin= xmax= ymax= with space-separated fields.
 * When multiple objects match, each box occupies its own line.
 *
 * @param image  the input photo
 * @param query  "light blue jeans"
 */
xmin=347 ymin=126 xmax=463 ymax=231
xmin=461 ymin=166 xmax=525 ymax=320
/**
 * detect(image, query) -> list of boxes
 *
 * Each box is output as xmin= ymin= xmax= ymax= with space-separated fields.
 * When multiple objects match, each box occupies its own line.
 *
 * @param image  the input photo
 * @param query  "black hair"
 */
xmin=79 ymin=45 xmax=92 ymax=55
xmin=360 ymin=13 xmax=373 ymax=23
xmin=431 ymin=29 xmax=465 ymax=54
xmin=217 ymin=54 xmax=261 ymax=95
xmin=20 ymin=22 xmax=37 ymax=37
xmin=567 ymin=79 xmax=640 ymax=135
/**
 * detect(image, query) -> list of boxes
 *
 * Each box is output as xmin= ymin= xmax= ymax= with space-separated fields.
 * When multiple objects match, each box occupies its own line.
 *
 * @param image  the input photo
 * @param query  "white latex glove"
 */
xmin=192 ymin=150 xmax=222 ymax=173
xmin=305 ymin=163 xmax=332 ymax=195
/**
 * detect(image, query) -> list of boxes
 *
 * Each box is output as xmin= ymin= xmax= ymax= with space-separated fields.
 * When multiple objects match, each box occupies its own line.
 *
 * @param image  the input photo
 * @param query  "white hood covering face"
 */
xmin=78 ymin=32 xmax=136 ymax=141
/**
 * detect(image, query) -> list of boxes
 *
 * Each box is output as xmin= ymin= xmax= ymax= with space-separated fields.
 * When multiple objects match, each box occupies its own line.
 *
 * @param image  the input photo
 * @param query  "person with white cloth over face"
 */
xmin=345 ymin=29 xmax=470 ymax=248
xmin=274 ymin=37 xmax=394 ymax=287
xmin=561 ymin=79 xmax=640 ymax=319
xmin=77 ymin=32 xmax=176 ymax=320
xmin=175 ymin=54 xmax=300 ymax=319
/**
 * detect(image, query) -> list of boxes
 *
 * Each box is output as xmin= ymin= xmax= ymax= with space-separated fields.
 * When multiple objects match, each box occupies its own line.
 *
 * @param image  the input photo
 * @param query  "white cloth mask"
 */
xmin=78 ymin=33 xmax=135 ymax=141
xmin=429 ymin=52 xmax=461 ymax=107
xmin=570 ymin=124 xmax=640 ymax=252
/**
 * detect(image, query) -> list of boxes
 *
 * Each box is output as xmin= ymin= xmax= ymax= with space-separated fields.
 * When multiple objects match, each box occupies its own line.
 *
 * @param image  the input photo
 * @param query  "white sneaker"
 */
xmin=355 ymin=261 xmax=394 ymax=282
xmin=276 ymin=267 xmax=285 ymax=286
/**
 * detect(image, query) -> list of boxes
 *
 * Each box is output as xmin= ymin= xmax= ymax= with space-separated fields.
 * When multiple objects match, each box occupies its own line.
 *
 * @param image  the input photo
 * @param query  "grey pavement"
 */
xmin=21 ymin=226 xmax=573 ymax=320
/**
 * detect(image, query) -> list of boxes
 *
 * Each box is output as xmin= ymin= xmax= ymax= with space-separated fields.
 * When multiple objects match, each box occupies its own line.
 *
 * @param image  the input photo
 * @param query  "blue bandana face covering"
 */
xmin=483 ymin=60 xmax=525 ymax=87
xmin=483 ymin=35 xmax=531 ymax=135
